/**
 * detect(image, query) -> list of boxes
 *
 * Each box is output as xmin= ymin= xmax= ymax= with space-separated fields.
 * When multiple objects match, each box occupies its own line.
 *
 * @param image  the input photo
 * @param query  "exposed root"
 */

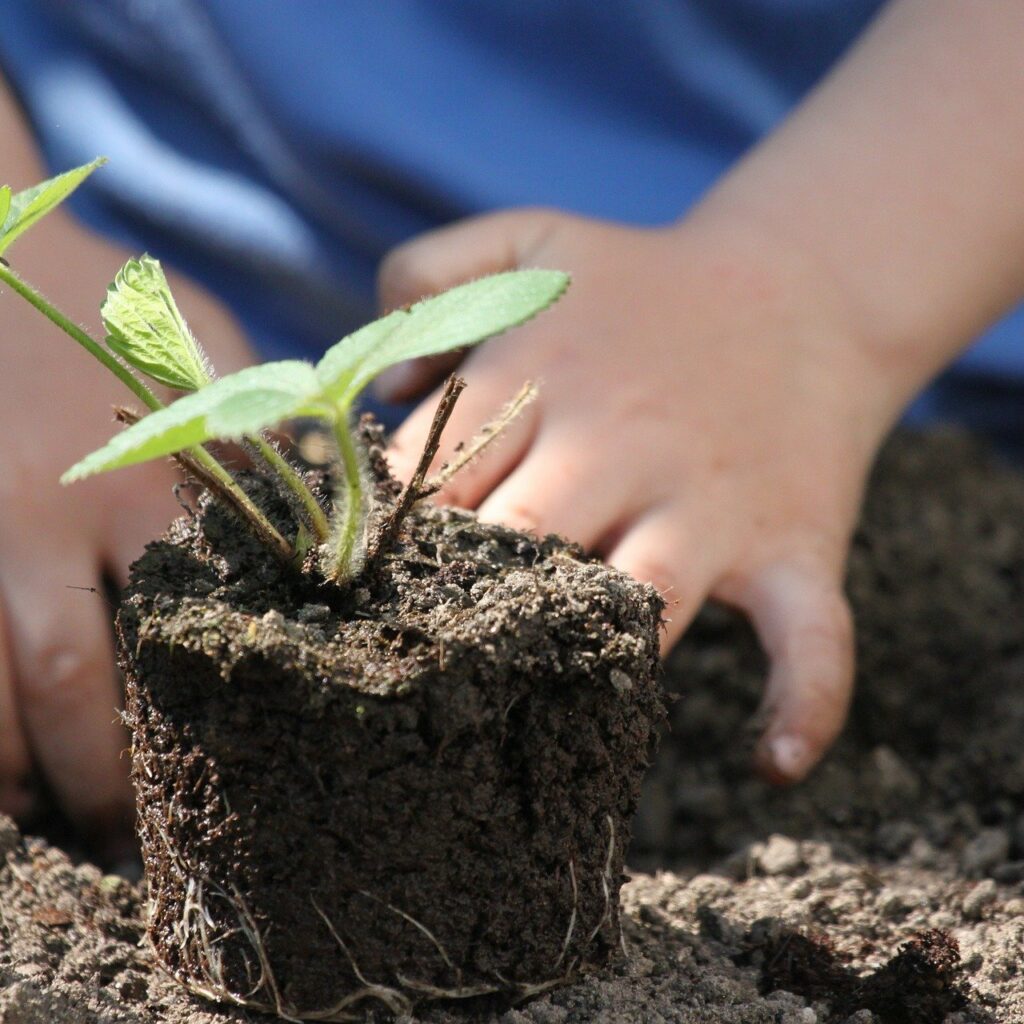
xmin=585 ymin=815 xmax=617 ymax=948
xmin=554 ymin=858 xmax=579 ymax=970
xmin=394 ymin=975 xmax=501 ymax=1000
xmin=309 ymin=899 xmax=412 ymax=1018
xmin=140 ymin=774 xmax=621 ymax=1019
xmin=356 ymin=888 xmax=457 ymax=974
xmin=146 ymin=814 xmax=303 ymax=1020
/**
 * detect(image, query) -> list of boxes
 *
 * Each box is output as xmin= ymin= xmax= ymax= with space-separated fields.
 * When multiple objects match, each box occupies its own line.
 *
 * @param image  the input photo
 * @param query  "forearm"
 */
xmin=688 ymin=0 xmax=1024 ymax=412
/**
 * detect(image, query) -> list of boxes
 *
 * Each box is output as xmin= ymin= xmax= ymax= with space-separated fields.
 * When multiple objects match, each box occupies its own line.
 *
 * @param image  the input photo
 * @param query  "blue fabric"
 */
xmin=0 ymin=1 xmax=1020 ymax=449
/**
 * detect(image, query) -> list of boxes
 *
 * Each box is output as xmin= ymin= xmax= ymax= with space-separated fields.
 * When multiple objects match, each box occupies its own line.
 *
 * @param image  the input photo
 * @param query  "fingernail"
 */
xmin=374 ymin=363 xmax=414 ymax=399
xmin=769 ymin=734 xmax=811 ymax=781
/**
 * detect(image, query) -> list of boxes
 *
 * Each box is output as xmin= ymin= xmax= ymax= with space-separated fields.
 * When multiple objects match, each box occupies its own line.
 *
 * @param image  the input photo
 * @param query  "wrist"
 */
xmin=666 ymin=199 xmax=948 ymax=449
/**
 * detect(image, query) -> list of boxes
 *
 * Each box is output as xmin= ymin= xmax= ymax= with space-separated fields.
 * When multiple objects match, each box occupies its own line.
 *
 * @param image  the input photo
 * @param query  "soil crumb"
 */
xmin=2 ymin=429 xmax=1023 ymax=1023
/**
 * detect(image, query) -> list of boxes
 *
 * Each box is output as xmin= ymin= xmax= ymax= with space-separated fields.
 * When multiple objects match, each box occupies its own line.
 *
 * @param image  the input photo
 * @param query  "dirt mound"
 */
xmin=2 ymin=429 xmax=1022 ymax=1023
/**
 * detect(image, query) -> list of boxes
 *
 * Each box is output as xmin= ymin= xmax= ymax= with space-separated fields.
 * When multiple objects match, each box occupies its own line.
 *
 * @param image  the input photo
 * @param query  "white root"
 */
xmin=585 ymin=815 xmax=617 ymax=948
xmin=553 ymin=858 xmax=579 ymax=970
xmin=356 ymin=888 xmax=457 ymax=974
xmin=139 ymin=768 xmax=624 ymax=1019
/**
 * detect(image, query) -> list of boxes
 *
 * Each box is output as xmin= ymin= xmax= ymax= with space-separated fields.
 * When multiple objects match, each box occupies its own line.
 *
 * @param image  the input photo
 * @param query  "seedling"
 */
xmin=0 ymin=159 xmax=568 ymax=581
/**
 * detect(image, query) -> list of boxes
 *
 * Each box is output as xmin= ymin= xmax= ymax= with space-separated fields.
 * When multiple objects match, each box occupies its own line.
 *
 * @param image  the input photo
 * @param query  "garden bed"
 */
xmin=1 ymin=428 xmax=1022 ymax=1023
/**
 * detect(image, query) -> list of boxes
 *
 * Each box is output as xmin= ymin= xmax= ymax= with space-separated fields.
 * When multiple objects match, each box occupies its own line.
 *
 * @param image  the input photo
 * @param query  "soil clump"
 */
xmin=117 ymin=433 xmax=663 ymax=1014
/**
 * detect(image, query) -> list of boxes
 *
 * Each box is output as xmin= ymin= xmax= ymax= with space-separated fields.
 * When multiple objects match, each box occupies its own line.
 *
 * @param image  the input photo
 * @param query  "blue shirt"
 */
xmin=1 ymin=1 xmax=1021 ymax=450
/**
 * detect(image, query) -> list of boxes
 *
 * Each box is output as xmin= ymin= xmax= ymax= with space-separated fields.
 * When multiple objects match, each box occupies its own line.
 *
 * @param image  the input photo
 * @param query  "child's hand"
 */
xmin=378 ymin=0 xmax=1024 ymax=784
xmin=377 ymin=209 xmax=906 ymax=783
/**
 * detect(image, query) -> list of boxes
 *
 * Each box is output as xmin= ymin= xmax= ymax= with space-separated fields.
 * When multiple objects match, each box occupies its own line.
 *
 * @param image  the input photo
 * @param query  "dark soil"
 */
xmin=117 ymin=437 xmax=663 ymax=1016
xmin=2 ymin=428 xmax=1023 ymax=1023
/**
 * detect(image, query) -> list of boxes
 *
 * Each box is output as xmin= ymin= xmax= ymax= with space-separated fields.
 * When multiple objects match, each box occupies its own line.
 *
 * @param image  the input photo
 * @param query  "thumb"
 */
xmin=374 ymin=209 xmax=560 ymax=400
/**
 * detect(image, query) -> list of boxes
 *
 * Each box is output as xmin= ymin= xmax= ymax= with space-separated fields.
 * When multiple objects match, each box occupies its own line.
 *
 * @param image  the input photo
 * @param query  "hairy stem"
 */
xmin=115 ymin=409 xmax=294 ymax=562
xmin=247 ymin=433 xmax=330 ymax=542
xmin=0 ymin=261 xmax=161 ymax=411
xmin=329 ymin=411 xmax=366 ymax=581
xmin=189 ymin=448 xmax=295 ymax=562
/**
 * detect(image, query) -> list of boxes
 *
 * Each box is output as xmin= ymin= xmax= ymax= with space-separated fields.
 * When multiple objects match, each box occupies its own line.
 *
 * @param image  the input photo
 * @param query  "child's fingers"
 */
xmin=605 ymin=504 xmax=722 ymax=654
xmin=718 ymin=558 xmax=855 ymax=785
xmin=475 ymin=433 xmax=648 ymax=552
xmin=3 ymin=547 xmax=134 ymax=853
xmin=377 ymin=208 xmax=561 ymax=313
xmin=386 ymin=370 xmax=540 ymax=503
xmin=103 ymin=471 xmax=180 ymax=590
xmin=0 ymin=596 xmax=34 ymax=819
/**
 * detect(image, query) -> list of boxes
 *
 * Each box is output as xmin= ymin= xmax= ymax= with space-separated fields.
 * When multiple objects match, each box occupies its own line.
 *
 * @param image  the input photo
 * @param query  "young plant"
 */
xmin=0 ymin=159 xmax=569 ymax=582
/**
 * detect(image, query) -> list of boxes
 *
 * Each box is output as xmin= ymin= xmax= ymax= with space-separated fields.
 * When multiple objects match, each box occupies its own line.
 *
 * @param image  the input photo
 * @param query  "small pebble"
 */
xmin=12 ymin=963 xmax=47 ymax=979
xmin=786 ymin=878 xmax=813 ymax=900
xmin=992 ymin=860 xmax=1024 ymax=884
xmin=876 ymin=889 xmax=906 ymax=920
xmin=960 ymin=828 xmax=1010 ymax=878
xmin=0 ymin=815 xmax=20 ymax=857
xmin=875 ymin=820 xmax=919 ymax=858
xmin=962 ymin=878 xmax=998 ymax=920
xmin=758 ymin=835 xmax=803 ymax=876
xmin=296 ymin=603 xmax=331 ymax=623
xmin=867 ymin=745 xmax=920 ymax=802
xmin=609 ymin=668 xmax=633 ymax=694
xmin=905 ymin=837 xmax=938 ymax=868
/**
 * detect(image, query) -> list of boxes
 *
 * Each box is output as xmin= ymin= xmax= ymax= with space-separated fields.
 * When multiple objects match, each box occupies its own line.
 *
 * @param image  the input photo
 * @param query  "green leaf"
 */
xmin=0 ymin=158 xmax=106 ymax=256
xmin=62 ymin=360 xmax=323 ymax=482
xmin=316 ymin=269 xmax=570 ymax=406
xmin=103 ymin=255 xmax=213 ymax=391
xmin=315 ymin=309 xmax=405 ymax=403
xmin=0 ymin=187 xmax=10 ymax=230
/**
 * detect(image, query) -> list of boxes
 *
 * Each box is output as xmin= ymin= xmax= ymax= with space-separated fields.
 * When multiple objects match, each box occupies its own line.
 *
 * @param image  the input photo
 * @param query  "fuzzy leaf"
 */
xmin=103 ymin=255 xmax=213 ymax=391
xmin=0 ymin=187 xmax=10 ymax=230
xmin=62 ymin=360 xmax=322 ymax=482
xmin=316 ymin=269 xmax=570 ymax=406
xmin=0 ymin=158 xmax=106 ymax=256
xmin=315 ymin=309 xmax=404 ymax=403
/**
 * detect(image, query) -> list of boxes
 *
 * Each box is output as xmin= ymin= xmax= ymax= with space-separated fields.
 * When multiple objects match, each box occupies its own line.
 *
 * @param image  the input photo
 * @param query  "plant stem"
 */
xmin=114 ymin=409 xmax=294 ymax=561
xmin=247 ymin=433 xmax=330 ymax=542
xmin=190 ymin=447 xmax=295 ymax=561
xmin=330 ymin=410 xmax=365 ymax=581
xmin=0 ymin=257 xmax=296 ymax=561
xmin=0 ymin=265 xmax=292 ymax=559
xmin=0 ymin=261 xmax=161 ymax=411
xmin=0 ymin=268 xmax=314 ymax=554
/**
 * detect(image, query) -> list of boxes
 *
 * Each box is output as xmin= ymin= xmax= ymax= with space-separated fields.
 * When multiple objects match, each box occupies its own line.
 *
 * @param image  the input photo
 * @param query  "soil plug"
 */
xmin=2 ymin=158 xmax=666 ymax=1018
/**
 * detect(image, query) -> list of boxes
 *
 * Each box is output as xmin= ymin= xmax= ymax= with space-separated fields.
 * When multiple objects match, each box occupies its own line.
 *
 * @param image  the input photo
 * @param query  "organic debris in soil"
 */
xmin=755 ymin=926 xmax=971 ymax=1023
